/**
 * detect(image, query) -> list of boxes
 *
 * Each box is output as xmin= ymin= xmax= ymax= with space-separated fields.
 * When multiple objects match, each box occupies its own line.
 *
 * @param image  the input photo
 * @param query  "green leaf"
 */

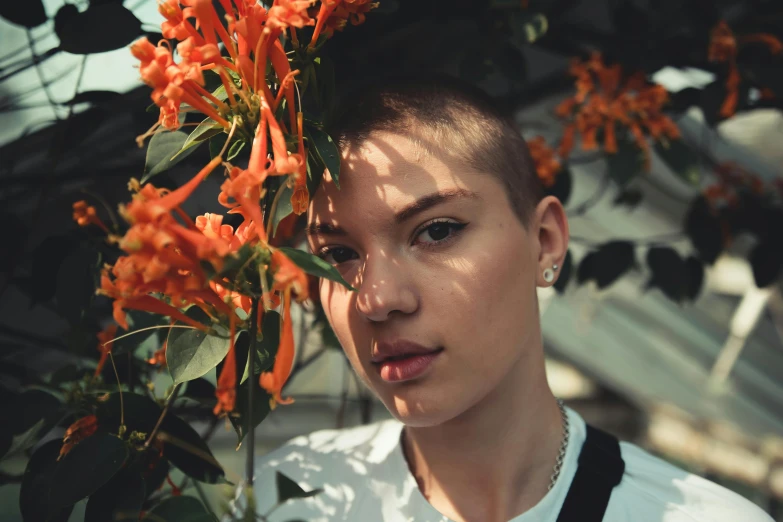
xmin=510 ymin=11 xmax=549 ymax=43
xmin=143 ymin=496 xmax=217 ymax=522
xmin=56 ymin=3 xmax=143 ymax=54
xmin=606 ymin=137 xmax=645 ymax=187
xmin=20 ymin=441 xmax=74 ymax=522
xmin=276 ymin=471 xmax=323 ymax=504
xmin=209 ymin=133 xmax=246 ymax=161
xmin=159 ymin=414 xmax=224 ymax=483
xmin=113 ymin=311 xmax=167 ymax=357
xmin=306 ymin=126 xmax=341 ymax=188
xmin=3 ymin=419 xmax=46 ymax=461
xmin=272 ymin=183 xmax=294 ymax=237
xmin=167 ymin=305 xmax=232 ymax=384
xmin=306 ymin=148 xmax=325 ymax=197
xmin=230 ymin=379 xmax=272 ymax=446
xmin=172 ymin=118 xmax=223 ymax=160
xmin=654 ymin=138 xmax=701 ymax=186
xmin=50 ymin=432 xmax=128 ymax=508
xmin=278 ymin=247 xmax=355 ymax=291
xmin=143 ymin=130 xmax=197 ymax=183
xmin=84 ymin=466 xmax=145 ymax=522
xmin=0 ymin=0 xmax=47 ymax=28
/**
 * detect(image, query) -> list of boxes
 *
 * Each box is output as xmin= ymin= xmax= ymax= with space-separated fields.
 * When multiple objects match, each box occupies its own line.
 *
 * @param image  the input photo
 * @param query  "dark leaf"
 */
xmin=576 ymin=252 xmax=596 ymax=285
xmin=749 ymin=240 xmax=783 ymax=288
xmin=593 ymin=241 xmax=637 ymax=289
xmin=645 ymin=246 xmax=685 ymax=303
xmin=143 ymin=496 xmax=216 ymax=522
xmin=459 ymin=45 xmax=494 ymax=84
xmin=159 ymin=414 xmax=224 ymax=483
xmin=606 ymin=137 xmax=645 ymax=187
xmin=20 ymin=441 xmax=74 ymax=522
xmin=666 ymin=87 xmax=703 ymax=115
xmin=278 ymin=247 xmax=355 ymax=291
xmin=85 ymin=465 xmax=145 ymax=522
xmin=183 ymin=378 xmax=216 ymax=403
xmin=57 ymin=3 xmax=143 ymax=54
xmin=65 ymin=90 xmax=121 ymax=105
xmin=241 ymin=311 xmax=278 ymax=383
xmin=143 ymin=130 xmax=196 ymax=183
xmin=579 ymin=242 xmax=637 ymax=289
xmin=0 ymin=211 xmax=27 ymax=272
xmin=230 ymin=379 xmax=271 ymax=446
xmin=142 ymin=458 xmax=169 ymax=500
xmin=306 ymin=126 xmax=341 ymax=188
xmin=613 ymin=188 xmax=644 ymax=209
xmin=684 ymin=196 xmax=724 ymax=264
xmin=30 ymin=236 xmax=77 ymax=304
xmin=96 ymin=392 xmax=161 ymax=435
xmin=50 ymin=432 xmax=128 ymax=508
xmin=654 ymin=139 xmax=701 ymax=186
xmin=276 ymin=471 xmax=323 ymax=504
xmin=546 ymin=166 xmax=572 ymax=205
xmin=0 ymin=0 xmax=47 ymax=28
xmin=553 ymin=250 xmax=572 ymax=294
xmin=683 ymin=256 xmax=704 ymax=301
xmin=306 ymin=148 xmax=325 ymax=197
xmin=3 ymin=390 xmax=61 ymax=459
xmin=167 ymin=307 xmax=231 ymax=385
xmin=55 ymin=245 xmax=100 ymax=325
xmin=49 ymin=364 xmax=83 ymax=387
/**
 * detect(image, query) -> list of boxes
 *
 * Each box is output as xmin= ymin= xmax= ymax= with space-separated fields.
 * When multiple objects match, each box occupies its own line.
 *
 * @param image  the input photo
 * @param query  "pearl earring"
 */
xmin=543 ymin=267 xmax=555 ymax=283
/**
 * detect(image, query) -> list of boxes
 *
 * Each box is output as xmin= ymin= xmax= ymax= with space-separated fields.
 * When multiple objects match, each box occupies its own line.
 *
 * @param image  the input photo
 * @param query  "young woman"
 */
xmin=247 ymin=77 xmax=773 ymax=522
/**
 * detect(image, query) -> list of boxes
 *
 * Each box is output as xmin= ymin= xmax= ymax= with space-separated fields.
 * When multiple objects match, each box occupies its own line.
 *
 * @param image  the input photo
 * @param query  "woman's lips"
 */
xmin=373 ymin=348 xmax=443 ymax=382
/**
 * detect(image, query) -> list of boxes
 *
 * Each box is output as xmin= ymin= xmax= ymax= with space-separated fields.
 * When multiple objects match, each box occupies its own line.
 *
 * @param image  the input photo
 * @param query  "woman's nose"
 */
xmin=355 ymin=252 xmax=418 ymax=322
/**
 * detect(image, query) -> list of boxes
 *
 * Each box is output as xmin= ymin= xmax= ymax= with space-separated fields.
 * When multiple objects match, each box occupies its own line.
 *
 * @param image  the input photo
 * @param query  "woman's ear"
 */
xmin=533 ymin=196 xmax=569 ymax=287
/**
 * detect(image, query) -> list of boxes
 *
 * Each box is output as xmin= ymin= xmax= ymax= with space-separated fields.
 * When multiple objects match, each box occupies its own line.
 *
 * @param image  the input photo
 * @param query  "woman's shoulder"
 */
xmin=248 ymin=419 xmax=407 ymax=520
xmin=604 ymin=440 xmax=773 ymax=522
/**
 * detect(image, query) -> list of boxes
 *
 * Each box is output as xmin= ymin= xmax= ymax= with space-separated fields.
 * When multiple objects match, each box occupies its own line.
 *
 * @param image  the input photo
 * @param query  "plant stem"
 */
xmin=145 ymin=383 xmax=181 ymax=448
xmin=246 ymin=297 xmax=261 ymax=486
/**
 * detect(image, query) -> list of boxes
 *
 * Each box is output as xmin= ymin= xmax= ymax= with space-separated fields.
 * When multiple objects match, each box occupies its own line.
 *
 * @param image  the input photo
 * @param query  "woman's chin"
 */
xmin=382 ymin=394 xmax=463 ymax=428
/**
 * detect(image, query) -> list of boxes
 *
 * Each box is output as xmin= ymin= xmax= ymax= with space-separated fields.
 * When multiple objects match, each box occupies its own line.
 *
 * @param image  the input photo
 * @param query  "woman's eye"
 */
xmin=415 ymin=220 xmax=466 ymax=245
xmin=319 ymin=246 xmax=358 ymax=265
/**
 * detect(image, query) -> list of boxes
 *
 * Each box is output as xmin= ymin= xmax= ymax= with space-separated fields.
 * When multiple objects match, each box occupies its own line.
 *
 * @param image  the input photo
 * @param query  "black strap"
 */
xmin=555 ymin=424 xmax=626 ymax=522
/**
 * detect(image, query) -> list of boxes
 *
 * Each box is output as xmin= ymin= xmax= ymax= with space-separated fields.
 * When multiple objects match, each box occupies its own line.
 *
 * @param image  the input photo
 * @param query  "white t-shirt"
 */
xmin=242 ymin=407 xmax=773 ymax=521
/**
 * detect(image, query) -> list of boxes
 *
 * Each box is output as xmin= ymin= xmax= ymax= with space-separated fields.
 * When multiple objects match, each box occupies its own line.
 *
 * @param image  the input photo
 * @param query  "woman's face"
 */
xmin=306 ymin=131 xmax=566 ymax=427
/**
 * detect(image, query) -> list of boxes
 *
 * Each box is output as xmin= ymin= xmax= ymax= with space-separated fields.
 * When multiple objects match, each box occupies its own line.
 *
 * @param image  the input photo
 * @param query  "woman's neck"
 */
xmin=402 ymin=352 xmax=563 ymax=522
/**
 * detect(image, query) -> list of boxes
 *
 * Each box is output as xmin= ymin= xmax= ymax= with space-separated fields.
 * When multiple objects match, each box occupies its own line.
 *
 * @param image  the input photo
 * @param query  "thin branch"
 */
xmin=246 ymin=297 xmax=260 ymax=486
xmin=144 ymin=383 xmax=182 ymax=448
xmin=108 ymin=352 xmax=125 ymax=432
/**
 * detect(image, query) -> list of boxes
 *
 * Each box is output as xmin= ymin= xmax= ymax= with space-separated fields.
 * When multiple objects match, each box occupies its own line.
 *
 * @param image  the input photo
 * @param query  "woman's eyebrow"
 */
xmin=306 ymin=188 xmax=480 ymax=238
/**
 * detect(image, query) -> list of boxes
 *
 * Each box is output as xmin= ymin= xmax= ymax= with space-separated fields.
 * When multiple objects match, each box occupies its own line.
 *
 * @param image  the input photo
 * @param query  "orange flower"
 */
xmin=527 ymin=136 xmax=561 ymax=188
xmin=259 ymin=289 xmax=295 ymax=408
xmin=73 ymin=201 xmax=109 ymax=233
xmin=58 ymin=415 xmax=98 ymax=460
xmin=94 ymin=324 xmax=118 ymax=377
xmin=270 ymin=249 xmax=309 ymax=301
xmin=708 ymin=21 xmax=783 ymax=117
xmin=309 ymin=0 xmax=377 ymax=45
xmin=148 ymin=340 xmax=168 ymax=366
xmin=267 ymin=0 xmax=315 ymax=35
xmin=556 ymin=52 xmax=679 ymax=170
xmin=213 ymin=314 xmax=238 ymax=416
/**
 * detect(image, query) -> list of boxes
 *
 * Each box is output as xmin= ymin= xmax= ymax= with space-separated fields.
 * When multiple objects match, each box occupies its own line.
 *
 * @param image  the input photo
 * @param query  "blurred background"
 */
xmin=1 ymin=0 xmax=782 ymax=520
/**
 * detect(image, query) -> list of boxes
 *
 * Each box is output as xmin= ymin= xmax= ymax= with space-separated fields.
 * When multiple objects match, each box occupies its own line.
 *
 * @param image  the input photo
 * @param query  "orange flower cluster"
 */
xmin=527 ymin=136 xmax=561 ymax=187
xmin=94 ymin=324 xmax=118 ymax=378
xmin=98 ymin=0 xmax=372 ymax=416
xmin=708 ymin=20 xmax=783 ymax=118
xmin=73 ymin=200 xmax=109 ymax=233
xmin=58 ymin=415 xmax=98 ymax=460
xmin=703 ymin=161 xmax=767 ymax=209
xmin=308 ymin=0 xmax=379 ymax=44
xmin=555 ymin=52 xmax=680 ymax=170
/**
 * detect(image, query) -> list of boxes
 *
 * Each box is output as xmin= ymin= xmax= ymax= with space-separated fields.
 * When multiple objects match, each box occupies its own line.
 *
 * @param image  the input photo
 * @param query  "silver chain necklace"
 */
xmin=548 ymin=398 xmax=570 ymax=491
